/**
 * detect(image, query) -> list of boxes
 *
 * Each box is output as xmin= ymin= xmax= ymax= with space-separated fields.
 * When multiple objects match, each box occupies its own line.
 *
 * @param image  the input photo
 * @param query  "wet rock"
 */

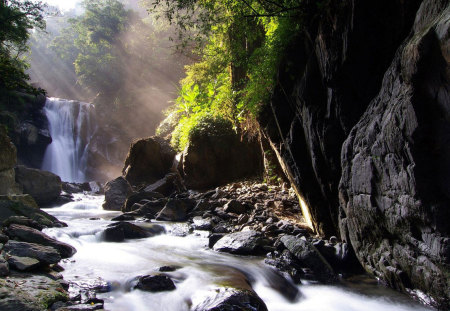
xmin=123 ymin=191 xmax=165 ymax=213
xmin=156 ymin=198 xmax=196 ymax=222
xmin=55 ymin=303 xmax=104 ymax=310
xmin=0 ymin=272 xmax=68 ymax=310
xmin=192 ymin=216 xmax=214 ymax=231
xmin=5 ymin=224 xmax=76 ymax=258
xmin=122 ymin=136 xmax=176 ymax=186
xmin=3 ymin=240 xmax=61 ymax=266
xmin=339 ymin=0 xmax=450 ymax=307
xmin=134 ymin=275 xmax=176 ymax=292
xmin=158 ymin=265 xmax=180 ymax=272
xmin=209 ymin=233 xmax=225 ymax=248
xmin=0 ymin=127 xmax=21 ymax=195
xmin=0 ymin=255 xmax=9 ymax=276
xmin=223 ymin=200 xmax=247 ymax=214
xmin=0 ymin=198 xmax=61 ymax=228
xmin=1 ymin=193 xmax=39 ymax=209
xmin=181 ymin=118 xmax=263 ymax=190
xmin=192 ymin=287 xmax=267 ymax=311
xmin=102 ymin=177 xmax=133 ymax=211
xmin=280 ymin=235 xmax=335 ymax=283
xmin=265 ymin=249 xmax=304 ymax=284
xmin=143 ymin=172 xmax=182 ymax=196
xmin=0 ymin=233 xmax=9 ymax=243
xmin=110 ymin=214 xmax=135 ymax=221
xmin=7 ymin=255 xmax=41 ymax=271
xmin=15 ymin=165 xmax=62 ymax=206
xmin=100 ymin=222 xmax=152 ymax=242
xmin=213 ymin=230 xmax=266 ymax=255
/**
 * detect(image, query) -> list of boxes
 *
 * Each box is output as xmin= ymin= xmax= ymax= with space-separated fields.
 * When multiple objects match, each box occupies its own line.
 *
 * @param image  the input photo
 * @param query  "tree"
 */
xmin=0 ymin=0 xmax=45 ymax=93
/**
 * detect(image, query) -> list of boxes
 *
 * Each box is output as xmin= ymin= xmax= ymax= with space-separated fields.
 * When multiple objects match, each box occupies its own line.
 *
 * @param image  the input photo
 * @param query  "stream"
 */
xmin=43 ymin=194 xmax=433 ymax=311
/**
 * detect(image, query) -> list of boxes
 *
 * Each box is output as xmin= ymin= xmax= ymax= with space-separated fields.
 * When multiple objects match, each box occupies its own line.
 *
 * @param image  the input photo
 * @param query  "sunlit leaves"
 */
xmin=0 ymin=0 xmax=45 ymax=93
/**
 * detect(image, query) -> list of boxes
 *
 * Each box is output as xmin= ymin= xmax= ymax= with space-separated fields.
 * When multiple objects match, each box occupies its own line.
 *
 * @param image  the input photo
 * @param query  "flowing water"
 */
xmin=41 ymin=97 xmax=96 ymax=182
xmin=43 ymin=195 xmax=434 ymax=311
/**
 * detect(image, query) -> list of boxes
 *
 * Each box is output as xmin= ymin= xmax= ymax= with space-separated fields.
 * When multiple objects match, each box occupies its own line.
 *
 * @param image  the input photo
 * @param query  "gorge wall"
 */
xmin=260 ymin=0 xmax=449 ymax=307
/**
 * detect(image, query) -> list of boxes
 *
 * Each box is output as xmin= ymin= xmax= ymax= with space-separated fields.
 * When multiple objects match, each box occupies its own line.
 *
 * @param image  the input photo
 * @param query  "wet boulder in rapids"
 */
xmin=122 ymin=136 xmax=176 ymax=186
xmin=213 ymin=230 xmax=266 ymax=255
xmin=5 ymin=224 xmax=76 ymax=258
xmin=102 ymin=176 xmax=133 ymax=211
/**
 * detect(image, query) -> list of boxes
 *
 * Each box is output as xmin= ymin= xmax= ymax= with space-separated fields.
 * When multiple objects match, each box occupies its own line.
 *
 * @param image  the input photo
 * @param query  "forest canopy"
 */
xmin=0 ymin=0 xmax=45 ymax=93
xmin=147 ymin=0 xmax=322 ymax=150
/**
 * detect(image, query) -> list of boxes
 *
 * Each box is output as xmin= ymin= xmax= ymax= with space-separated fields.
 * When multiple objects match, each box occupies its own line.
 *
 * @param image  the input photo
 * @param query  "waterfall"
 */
xmin=41 ymin=97 xmax=96 ymax=182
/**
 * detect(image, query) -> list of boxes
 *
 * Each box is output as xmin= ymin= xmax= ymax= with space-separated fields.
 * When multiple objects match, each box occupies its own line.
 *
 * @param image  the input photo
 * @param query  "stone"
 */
xmin=0 ymin=127 xmax=17 ymax=171
xmin=0 ymin=127 xmax=22 ymax=195
xmin=3 ymin=215 xmax=45 ymax=230
xmin=111 ymin=214 xmax=135 ymax=221
xmin=0 ymin=272 xmax=68 ymax=311
xmin=209 ymin=234 xmax=225 ymax=248
xmin=102 ymin=177 xmax=133 ymax=211
xmin=156 ymin=198 xmax=196 ymax=222
xmin=134 ymin=275 xmax=176 ymax=292
xmin=100 ymin=222 xmax=151 ymax=242
xmin=0 ymin=198 xmax=60 ymax=228
xmin=192 ymin=216 xmax=214 ymax=231
xmin=5 ymin=224 xmax=76 ymax=258
xmin=7 ymin=255 xmax=41 ymax=271
xmin=181 ymin=122 xmax=263 ymax=190
xmin=3 ymin=240 xmax=61 ymax=266
xmin=143 ymin=172 xmax=182 ymax=196
xmin=0 ymin=255 xmax=9 ymax=276
xmin=223 ymin=199 xmax=247 ymax=214
xmin=15 ymin=165 xmax=61 ymax=205
xmin=1 ymin=194 xmax=39 ymax=209
xmin=213 ymin=230 xmax=266 ymax=255
xmin=338 ymin=0 xmax=450 ymax=307
xmin=55 ymin=303 xmax=104 ymax=310
xmin=122 ymin=136 xmax=176 ymax=186
xmin=280 ymin=235 xmax=335 ymax=283
xmin=191 ymin=287 xmax=267 ymax=311
xmin=122 ymin=191 xmax=165 ymax=213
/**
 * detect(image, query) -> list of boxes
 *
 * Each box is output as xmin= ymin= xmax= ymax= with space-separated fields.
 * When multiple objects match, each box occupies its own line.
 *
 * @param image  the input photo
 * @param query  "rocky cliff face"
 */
xmin=0 ymin=93 xmax=51 ymax=168
xmin=259 ymin=0 xmax=449 ymax=307
xmin=259 ymin=0 xmax=422 ymax=237
xmin=339 ymin=0 xmax=450 ymax=307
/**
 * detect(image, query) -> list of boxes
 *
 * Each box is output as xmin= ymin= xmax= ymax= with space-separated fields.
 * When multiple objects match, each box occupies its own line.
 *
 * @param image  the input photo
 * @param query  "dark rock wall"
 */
xmin=260 ymin=0 xmax=449 ymax=307
xmin=259 ymin=0 xmax=422 ymax=236
xmin=339 ymin=0 xmax=450 ymax=307
xmin=0 ymin=93 xmax=51 ymax=168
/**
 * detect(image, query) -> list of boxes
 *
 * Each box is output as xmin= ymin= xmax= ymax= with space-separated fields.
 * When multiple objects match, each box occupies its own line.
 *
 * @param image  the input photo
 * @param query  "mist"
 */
xmin=27 ymin=0 xmax=190 ymax=180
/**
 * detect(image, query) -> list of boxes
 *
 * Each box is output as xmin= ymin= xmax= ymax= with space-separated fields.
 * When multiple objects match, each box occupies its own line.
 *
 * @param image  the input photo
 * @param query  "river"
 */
xmin=43 ymin=194 xmax=433 ymax=311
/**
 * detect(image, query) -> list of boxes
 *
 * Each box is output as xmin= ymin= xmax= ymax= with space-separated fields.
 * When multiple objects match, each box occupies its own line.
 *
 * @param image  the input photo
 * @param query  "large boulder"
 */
xmin=134 ymin=275 xmax=176 ymax=292
xmin=0 ymin=127 xmax=21 ymax=195
xmin=339 ymin=0 xmax=450 ymax=308
xmin=100 ymin=222 xmax=164 ymax=242
xmin=258 ymin=0 xmax=422 ymax=236
xmin=155 ymin=198 xmax=196 ymax=222
xmin=3 ymin=240 xmax=61 ymax=266
xmin=213 ymin=230 xmax=266 ymax=255
xmin=181 ymin=118 xmax=262 ymax=190
xmin=5 ymin=224 xmax=76 ymax=258
xmin=15 ymin=165 xmax=61 ymax=206
xmin=102 ymin=177 xmax=133 ymax=211
xmin=122 ymin=136 xmax=176 ymax=186
xmin=280 ymin=235 xmax=335 ymax=283
xmin=0 ymin=198 xmax=62 ymax=228
xmin=192 ymin=287 xmax=268 ymax=311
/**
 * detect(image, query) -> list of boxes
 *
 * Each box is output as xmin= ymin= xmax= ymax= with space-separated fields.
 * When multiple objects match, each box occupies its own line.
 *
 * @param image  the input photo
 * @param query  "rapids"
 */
xmin=43 ymin=194 xmax=434 ymax=311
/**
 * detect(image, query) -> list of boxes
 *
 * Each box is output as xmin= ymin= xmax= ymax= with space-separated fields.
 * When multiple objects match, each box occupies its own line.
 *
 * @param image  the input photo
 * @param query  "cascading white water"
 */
xmin=41 ymin=97 xmax=96 ymax=182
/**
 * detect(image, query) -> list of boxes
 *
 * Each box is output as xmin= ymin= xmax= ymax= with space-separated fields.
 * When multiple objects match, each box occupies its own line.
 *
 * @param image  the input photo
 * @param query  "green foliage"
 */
xmin=0 ymin=0 xmax=45 ymax=94
xmin=152 ymin=0 xmax=312 ymax=147
xmin=170 ymin=112 xmax=233 ymax=151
